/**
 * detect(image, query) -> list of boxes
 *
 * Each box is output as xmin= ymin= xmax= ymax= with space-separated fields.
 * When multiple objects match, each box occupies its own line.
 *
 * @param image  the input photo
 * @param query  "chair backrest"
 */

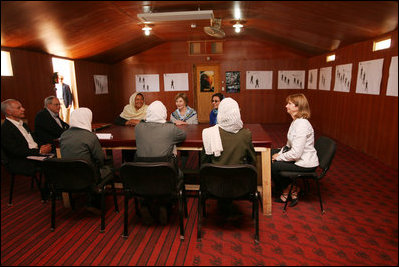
xmin=200 ymin=163 xmax=258 ymax=199
xmin=315 ymin=136 xmax=336 ymax=172
xmin=119 ymin=162 xmax=179 ymax=197
xmin=41 ymin=158 xmax=97 ymax=191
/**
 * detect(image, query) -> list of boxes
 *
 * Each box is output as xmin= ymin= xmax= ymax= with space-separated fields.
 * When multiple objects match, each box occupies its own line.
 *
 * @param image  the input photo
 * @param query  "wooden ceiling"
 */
xmin=1 ymin=1 xmax=398 ymax=64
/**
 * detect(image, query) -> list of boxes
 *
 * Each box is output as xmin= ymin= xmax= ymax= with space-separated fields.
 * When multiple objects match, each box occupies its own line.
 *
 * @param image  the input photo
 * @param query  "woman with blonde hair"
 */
xmin=170 ymin=93 xmax=198 ymax=125
xmin=272 ymin=93 xmax=319 ymax=207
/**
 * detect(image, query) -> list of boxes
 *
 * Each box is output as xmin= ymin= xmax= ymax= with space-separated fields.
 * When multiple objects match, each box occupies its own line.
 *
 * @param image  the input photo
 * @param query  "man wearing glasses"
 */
xmin=34 ymin=96 xmax=69 ymax=152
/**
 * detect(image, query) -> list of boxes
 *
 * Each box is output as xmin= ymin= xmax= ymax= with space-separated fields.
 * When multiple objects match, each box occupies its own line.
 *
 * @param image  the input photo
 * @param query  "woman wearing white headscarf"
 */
xmin=115 ymin=92 xmax=148 ymax=126
xmin=134 ymin=100 xmax=186 ymax=225
xmin=60 ymin=107 xmax=112 ymax=181
xmin=135 ymin=100 xmax=186 ymax=161
xmin=60 ymin=108 xmax=113 ymax=213
xmin=201 ymin=97 xmax=256 ymax=165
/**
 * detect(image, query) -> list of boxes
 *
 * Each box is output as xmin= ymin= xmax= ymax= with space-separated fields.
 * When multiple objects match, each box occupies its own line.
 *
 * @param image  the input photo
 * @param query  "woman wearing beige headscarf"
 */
xmin=115 ymin=92 xmax=148 ymax=126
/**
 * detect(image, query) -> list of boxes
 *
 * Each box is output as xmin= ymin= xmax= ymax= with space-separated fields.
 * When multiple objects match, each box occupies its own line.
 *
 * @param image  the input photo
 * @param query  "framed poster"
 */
xmin=200 ymin=71 xmax=215 ymax=92
xmin=319 ymin=67 xmax=332 ymax=91
xmin=93 ymin=75 xmax=108 ymax=94
xmin=136 ymin=74 xmax=160 ymax=92
xmin=386 ymin=56 xmax=398 ymax=97
xmin=355 ymin=58 xmax=384 ymax=95
xmin=246 ymin=71 xmax=272 ymax=89
xmin=225 ymin=71 xmax=240 ymax=93
xmin=308 ymin=69 xmax=317 ymax=89
xmin=278 ymin=70 xmax=305 ymax=89
xmin=164 ymin=73 xmax=189 ymax=91
xmin=333 ymin=63 xmax=352 ymax=93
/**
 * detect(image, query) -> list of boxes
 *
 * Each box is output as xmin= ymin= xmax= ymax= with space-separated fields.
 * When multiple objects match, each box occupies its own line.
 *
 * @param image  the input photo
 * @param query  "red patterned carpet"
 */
xmin=1 ymin=124 xmax=398 ymax=266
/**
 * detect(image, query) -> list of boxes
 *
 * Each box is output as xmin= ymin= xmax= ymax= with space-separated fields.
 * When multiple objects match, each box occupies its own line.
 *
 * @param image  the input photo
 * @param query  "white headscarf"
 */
xmin=217 ymin=97 xmax=243 ymax=133
xmin=145 ymin=100 xmax=167 ymax=123
xmin=120 ymin=92 xmax=148 ymax=120
xmin=202 ymin=98 xmax=243 ymax=156
xmin=69 ymin=107 xmax=92 ymax=132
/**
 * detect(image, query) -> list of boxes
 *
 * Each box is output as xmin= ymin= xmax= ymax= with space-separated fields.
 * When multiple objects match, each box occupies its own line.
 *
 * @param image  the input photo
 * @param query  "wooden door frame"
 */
xmin=193 ymin=63 xmax=221 ymax=123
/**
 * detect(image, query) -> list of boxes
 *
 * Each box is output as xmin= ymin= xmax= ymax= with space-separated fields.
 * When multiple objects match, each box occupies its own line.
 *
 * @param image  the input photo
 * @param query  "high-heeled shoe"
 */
xmin=274 ymin=193 xmax=289 ymax=203
xmin=289 ymin=188 xmax=301 ymax=207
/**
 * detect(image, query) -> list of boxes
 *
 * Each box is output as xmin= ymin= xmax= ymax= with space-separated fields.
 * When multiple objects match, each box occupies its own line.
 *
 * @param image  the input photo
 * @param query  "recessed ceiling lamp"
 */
xmin=142 ymin=25 xmax=152 ymax=36
xmin=233 ymin=21 xmax=243 ymax=33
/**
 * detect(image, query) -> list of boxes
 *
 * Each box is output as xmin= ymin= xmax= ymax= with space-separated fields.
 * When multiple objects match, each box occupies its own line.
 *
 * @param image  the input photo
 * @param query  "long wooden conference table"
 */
xmin=58 ymin=123 xmax=273 ymax=216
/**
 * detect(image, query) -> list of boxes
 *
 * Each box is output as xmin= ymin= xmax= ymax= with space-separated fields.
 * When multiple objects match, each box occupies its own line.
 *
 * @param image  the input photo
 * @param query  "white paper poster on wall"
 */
xmin=278 ymin=70 xmax=305 ymax=89
xmin=355 ymin=58 xmax=384 ymax=95
xmin=386 ymin=56 xmax=398 ymax=97
xmin=94 ymin=75 xmax=108 ymax=94
xmin=319 ymin=67 xmax=332 ymax=91
xmin=246 ymin=71 xmax=273 ymax=89
xmin=164 ymin=73 xmax=189 ymax=91
xmin=136 ymin=74 xmax=160 ymax=92
xmin=308 ymin=69 xmax=317 ymax=89
xmin=333 ymin=63 xmax=352 ymax=93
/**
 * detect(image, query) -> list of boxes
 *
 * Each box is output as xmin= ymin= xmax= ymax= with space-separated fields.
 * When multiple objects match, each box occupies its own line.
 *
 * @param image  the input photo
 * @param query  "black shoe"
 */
xmin=159 ymin=205 xmax=168 ymax=225
xmin=140 ymin=205 xmax=154 ymax=225
xmin=289 ymin=198 xmax=298 ymax=207
xmin=274 ymin=193 xmax=289 ymax=203
xmin=288 ymin=189 xmax=300 ymax=207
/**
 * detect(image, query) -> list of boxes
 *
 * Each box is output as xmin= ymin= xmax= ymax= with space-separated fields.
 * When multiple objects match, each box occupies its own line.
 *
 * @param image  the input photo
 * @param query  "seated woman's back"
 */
xmin=135 ymin=101 xmax=186 ymax=159
xmin=201 ymin=97 xmax=256 ymax=166
xmin=60 ymin=108 xmax=109 ymax=180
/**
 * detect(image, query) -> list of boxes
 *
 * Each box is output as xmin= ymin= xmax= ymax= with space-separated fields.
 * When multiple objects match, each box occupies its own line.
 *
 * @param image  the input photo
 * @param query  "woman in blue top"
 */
xmin=209 ymin=93 xmax=224 ymax=125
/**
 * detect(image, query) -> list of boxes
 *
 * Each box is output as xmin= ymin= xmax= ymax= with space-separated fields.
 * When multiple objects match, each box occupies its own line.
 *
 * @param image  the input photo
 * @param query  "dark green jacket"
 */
xmin=201 ymin=127 xmax=256 ymax=166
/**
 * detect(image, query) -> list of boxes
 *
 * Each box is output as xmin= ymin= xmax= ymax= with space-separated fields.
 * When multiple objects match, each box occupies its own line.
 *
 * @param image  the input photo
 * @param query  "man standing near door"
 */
xmin=56 ymin=74 xmax=73 ymax=123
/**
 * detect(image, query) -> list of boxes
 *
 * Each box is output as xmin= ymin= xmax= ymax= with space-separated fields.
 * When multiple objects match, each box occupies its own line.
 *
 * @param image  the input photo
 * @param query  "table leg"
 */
xmin=261 ymin=148 xmax=272 ymax=216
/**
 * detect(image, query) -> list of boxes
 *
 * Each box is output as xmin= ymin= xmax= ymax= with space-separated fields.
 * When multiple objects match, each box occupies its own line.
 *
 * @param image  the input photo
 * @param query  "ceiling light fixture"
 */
xmin=233 ymin=21 xmax=243 ymax=33
xmin=142 ymin=25 xmax=152 ymax=36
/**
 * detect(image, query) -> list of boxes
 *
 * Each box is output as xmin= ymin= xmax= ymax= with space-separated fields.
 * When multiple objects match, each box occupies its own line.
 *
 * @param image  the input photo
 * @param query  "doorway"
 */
xmin=194 ymin=64 xmax=221 ymax=123
xmin=52 ymin=57 xmax=79 ymax=123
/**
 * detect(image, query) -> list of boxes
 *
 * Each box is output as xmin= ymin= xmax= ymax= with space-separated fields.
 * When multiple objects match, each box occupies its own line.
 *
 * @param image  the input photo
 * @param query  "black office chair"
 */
xmin=198 ymin=163 xmax=260 ymax=243
xmin=280 ymin=136 xmax=336 ymax=213
xmin=119 ymin=161 xmax=188 ymax=240
xmin=1 ymin=147 xmax=44 ymax=206
xmin=41 ymin=158 xmax=119 ymax=232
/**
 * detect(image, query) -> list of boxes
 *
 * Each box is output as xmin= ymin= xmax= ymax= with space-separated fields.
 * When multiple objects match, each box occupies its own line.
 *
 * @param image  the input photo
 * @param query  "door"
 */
xmin=194 ymin=64 xmax=221 ymax=123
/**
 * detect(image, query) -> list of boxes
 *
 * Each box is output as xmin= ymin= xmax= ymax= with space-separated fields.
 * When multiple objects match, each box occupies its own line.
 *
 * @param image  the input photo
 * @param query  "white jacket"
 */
xmin=276 ymin=118 xmax=319 ymax=168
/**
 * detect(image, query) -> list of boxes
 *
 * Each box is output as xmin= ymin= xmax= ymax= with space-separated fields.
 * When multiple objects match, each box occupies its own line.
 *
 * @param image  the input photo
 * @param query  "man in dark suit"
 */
xmin=34 ymin=96 xmax=69 ymax=152
xmin=1 ymin=99 xmax=52 ymax=175
xmin=57 ymin=75 xmax=73 ymax=123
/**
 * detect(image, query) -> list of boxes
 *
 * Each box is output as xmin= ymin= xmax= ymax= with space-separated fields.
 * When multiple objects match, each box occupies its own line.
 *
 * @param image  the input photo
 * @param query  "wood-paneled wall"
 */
xmin=1 ymin=49 xmax=114 ymax=126
xmin=111 ymin=34 xmax=398 ymax=169
xmin=2 ymin=31 xmax=397 ymax=169
xmin=111 ymin=40 xmax=308 ymax=124
xmin=307 ymin=30 xmax=398 ymax=169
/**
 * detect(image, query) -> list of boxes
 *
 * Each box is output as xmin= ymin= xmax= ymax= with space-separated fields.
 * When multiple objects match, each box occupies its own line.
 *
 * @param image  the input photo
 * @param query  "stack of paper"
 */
xmin=96 ymin=133 xmax=113 ymax=139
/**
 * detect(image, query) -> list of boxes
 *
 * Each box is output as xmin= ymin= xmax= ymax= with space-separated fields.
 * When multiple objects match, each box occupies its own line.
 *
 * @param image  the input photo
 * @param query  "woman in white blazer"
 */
xmin=271 ymin=93 xmax=319 ymax=207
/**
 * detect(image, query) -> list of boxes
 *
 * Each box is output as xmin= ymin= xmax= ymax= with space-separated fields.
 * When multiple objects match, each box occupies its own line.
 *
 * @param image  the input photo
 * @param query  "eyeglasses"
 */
xmin=211 ymin=100 xmax=220 ymax=103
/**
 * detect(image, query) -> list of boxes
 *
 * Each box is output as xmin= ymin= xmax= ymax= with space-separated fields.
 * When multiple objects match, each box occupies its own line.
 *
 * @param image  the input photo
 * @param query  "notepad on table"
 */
xmin=96 ymin=133 xmax=113 ymax=139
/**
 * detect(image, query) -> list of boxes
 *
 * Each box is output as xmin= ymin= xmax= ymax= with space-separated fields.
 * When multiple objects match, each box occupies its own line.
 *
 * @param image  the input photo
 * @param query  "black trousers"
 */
xmin=271 ymin=148 xmax=317 ymax=192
